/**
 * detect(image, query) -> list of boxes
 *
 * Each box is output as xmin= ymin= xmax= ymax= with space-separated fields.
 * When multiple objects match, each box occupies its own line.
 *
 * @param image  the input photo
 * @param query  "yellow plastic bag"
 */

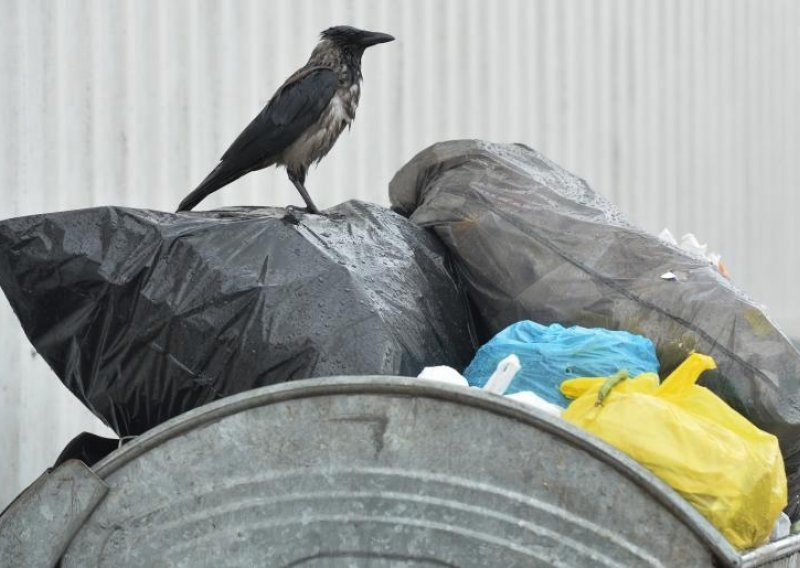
xmin=561 ymin=353 xmax=787 ymax=550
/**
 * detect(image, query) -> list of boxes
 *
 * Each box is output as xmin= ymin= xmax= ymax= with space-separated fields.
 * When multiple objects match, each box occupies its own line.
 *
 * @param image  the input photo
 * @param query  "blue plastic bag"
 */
xmin=463 ymin=321 xmax=660 ymax=406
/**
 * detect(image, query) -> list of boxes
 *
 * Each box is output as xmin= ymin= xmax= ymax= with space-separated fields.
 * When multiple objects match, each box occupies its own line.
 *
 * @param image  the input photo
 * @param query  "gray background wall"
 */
xmin=1 ymin=0 xmax=798 ymax=509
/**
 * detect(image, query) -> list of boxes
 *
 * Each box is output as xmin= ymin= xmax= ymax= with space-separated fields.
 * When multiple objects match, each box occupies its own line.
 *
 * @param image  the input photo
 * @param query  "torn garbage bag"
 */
xmin=389 ymin=139 xmax=800 ymax=517
xmin=0 ymin=201 xmax=475 ymax=436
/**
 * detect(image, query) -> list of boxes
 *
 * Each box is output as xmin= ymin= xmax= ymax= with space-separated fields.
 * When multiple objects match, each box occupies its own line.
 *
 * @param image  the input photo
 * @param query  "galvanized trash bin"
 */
xmin=1 ymin=377 xmax=798 ymax=567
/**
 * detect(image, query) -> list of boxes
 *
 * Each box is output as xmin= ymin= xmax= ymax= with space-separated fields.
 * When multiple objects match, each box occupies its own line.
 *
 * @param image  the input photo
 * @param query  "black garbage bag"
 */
xmin=390 ymin=139 xmax=800 ymax=517
xmin=53 ymin=432 xmax=121 ymax=469
xmin=0 ymin=201 xmax=475 ymax=436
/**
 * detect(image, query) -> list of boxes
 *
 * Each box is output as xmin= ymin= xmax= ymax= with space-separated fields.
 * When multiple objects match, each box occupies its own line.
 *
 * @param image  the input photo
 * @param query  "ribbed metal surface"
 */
xmin=1 ymin=0 xmax=799 ymax=509
xmin=60 ymin=377 xmax=733 ymax=567
xmin=0 ymin=460 xmax=108 ymax=568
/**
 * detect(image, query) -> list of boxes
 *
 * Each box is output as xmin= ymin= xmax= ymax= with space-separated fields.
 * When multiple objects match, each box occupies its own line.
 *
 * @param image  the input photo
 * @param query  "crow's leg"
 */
xmin=287 ymin=170 xmax=321 ymax=215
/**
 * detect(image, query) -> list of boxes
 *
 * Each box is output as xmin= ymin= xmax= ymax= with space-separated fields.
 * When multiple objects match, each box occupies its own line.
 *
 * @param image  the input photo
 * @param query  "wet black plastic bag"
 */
xmin=390 ymin=140 xmax=800 ymax=516
xmin=0 ymin=200 xmax=474 ymax=436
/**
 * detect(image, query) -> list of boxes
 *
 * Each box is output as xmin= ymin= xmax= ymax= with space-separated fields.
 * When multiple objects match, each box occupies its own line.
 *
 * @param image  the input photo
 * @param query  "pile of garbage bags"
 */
xmin=2 ymin=139 xmax=799 ymax=549
xmin=390 ymin=140 xmax=800 ymax=524
xmin=419 ymin=328 xmax=787 ymax=550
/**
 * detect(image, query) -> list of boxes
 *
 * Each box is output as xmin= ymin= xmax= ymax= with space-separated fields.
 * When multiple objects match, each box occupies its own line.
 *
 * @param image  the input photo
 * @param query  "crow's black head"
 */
xmin=321 ymin=26 xmax=394 ymax=49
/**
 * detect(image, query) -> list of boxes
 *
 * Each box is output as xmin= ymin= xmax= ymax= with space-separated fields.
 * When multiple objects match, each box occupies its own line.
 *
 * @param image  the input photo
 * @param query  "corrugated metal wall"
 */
xmin=1 ymin=0 xmax=799 ymax=509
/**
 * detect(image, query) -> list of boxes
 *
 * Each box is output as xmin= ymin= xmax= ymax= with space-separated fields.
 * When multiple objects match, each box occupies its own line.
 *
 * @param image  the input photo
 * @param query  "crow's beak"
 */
xmin=360 ymin=31 xmax=395 ymax=47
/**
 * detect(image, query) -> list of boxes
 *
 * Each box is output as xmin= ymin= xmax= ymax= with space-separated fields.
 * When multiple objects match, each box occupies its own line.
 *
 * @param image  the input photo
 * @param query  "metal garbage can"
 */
xmin=2 ymin=376 xmax=798 ymax=567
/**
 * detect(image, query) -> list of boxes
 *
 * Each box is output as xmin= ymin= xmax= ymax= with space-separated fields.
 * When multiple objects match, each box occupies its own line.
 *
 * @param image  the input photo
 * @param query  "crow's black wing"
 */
xmin=220 ymin=67 xmax=339 ymax=167
xmin=176 ymin=67 xmax=338 ymax=211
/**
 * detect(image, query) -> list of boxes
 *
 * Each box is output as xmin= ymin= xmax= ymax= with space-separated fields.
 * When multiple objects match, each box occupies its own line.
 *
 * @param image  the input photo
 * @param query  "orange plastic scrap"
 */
xmin=561 ymin=353 xmax=787 ymax=550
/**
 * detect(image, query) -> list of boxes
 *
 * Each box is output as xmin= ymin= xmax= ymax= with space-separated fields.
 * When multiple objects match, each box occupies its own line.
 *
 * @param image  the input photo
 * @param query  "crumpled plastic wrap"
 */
xmin=562 ymin=353 xmax=786 ymax=550
xmin=0 ymin=200 xmax=475 ymax=436
xmin=390 ymin=139 xmax=800 ymax=517
xmin=463 ymin=321 xmax=660 ymax=407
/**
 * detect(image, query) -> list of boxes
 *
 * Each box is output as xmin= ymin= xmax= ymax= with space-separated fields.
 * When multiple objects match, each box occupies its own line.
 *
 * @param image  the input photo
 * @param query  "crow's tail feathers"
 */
xmin=176 ymin=163 xmax=246 ymax=212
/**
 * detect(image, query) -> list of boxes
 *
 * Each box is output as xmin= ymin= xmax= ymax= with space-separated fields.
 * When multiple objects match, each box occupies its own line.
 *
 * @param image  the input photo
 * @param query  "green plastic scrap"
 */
xmin=595 ymin=370 xmax=630 ymax=407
